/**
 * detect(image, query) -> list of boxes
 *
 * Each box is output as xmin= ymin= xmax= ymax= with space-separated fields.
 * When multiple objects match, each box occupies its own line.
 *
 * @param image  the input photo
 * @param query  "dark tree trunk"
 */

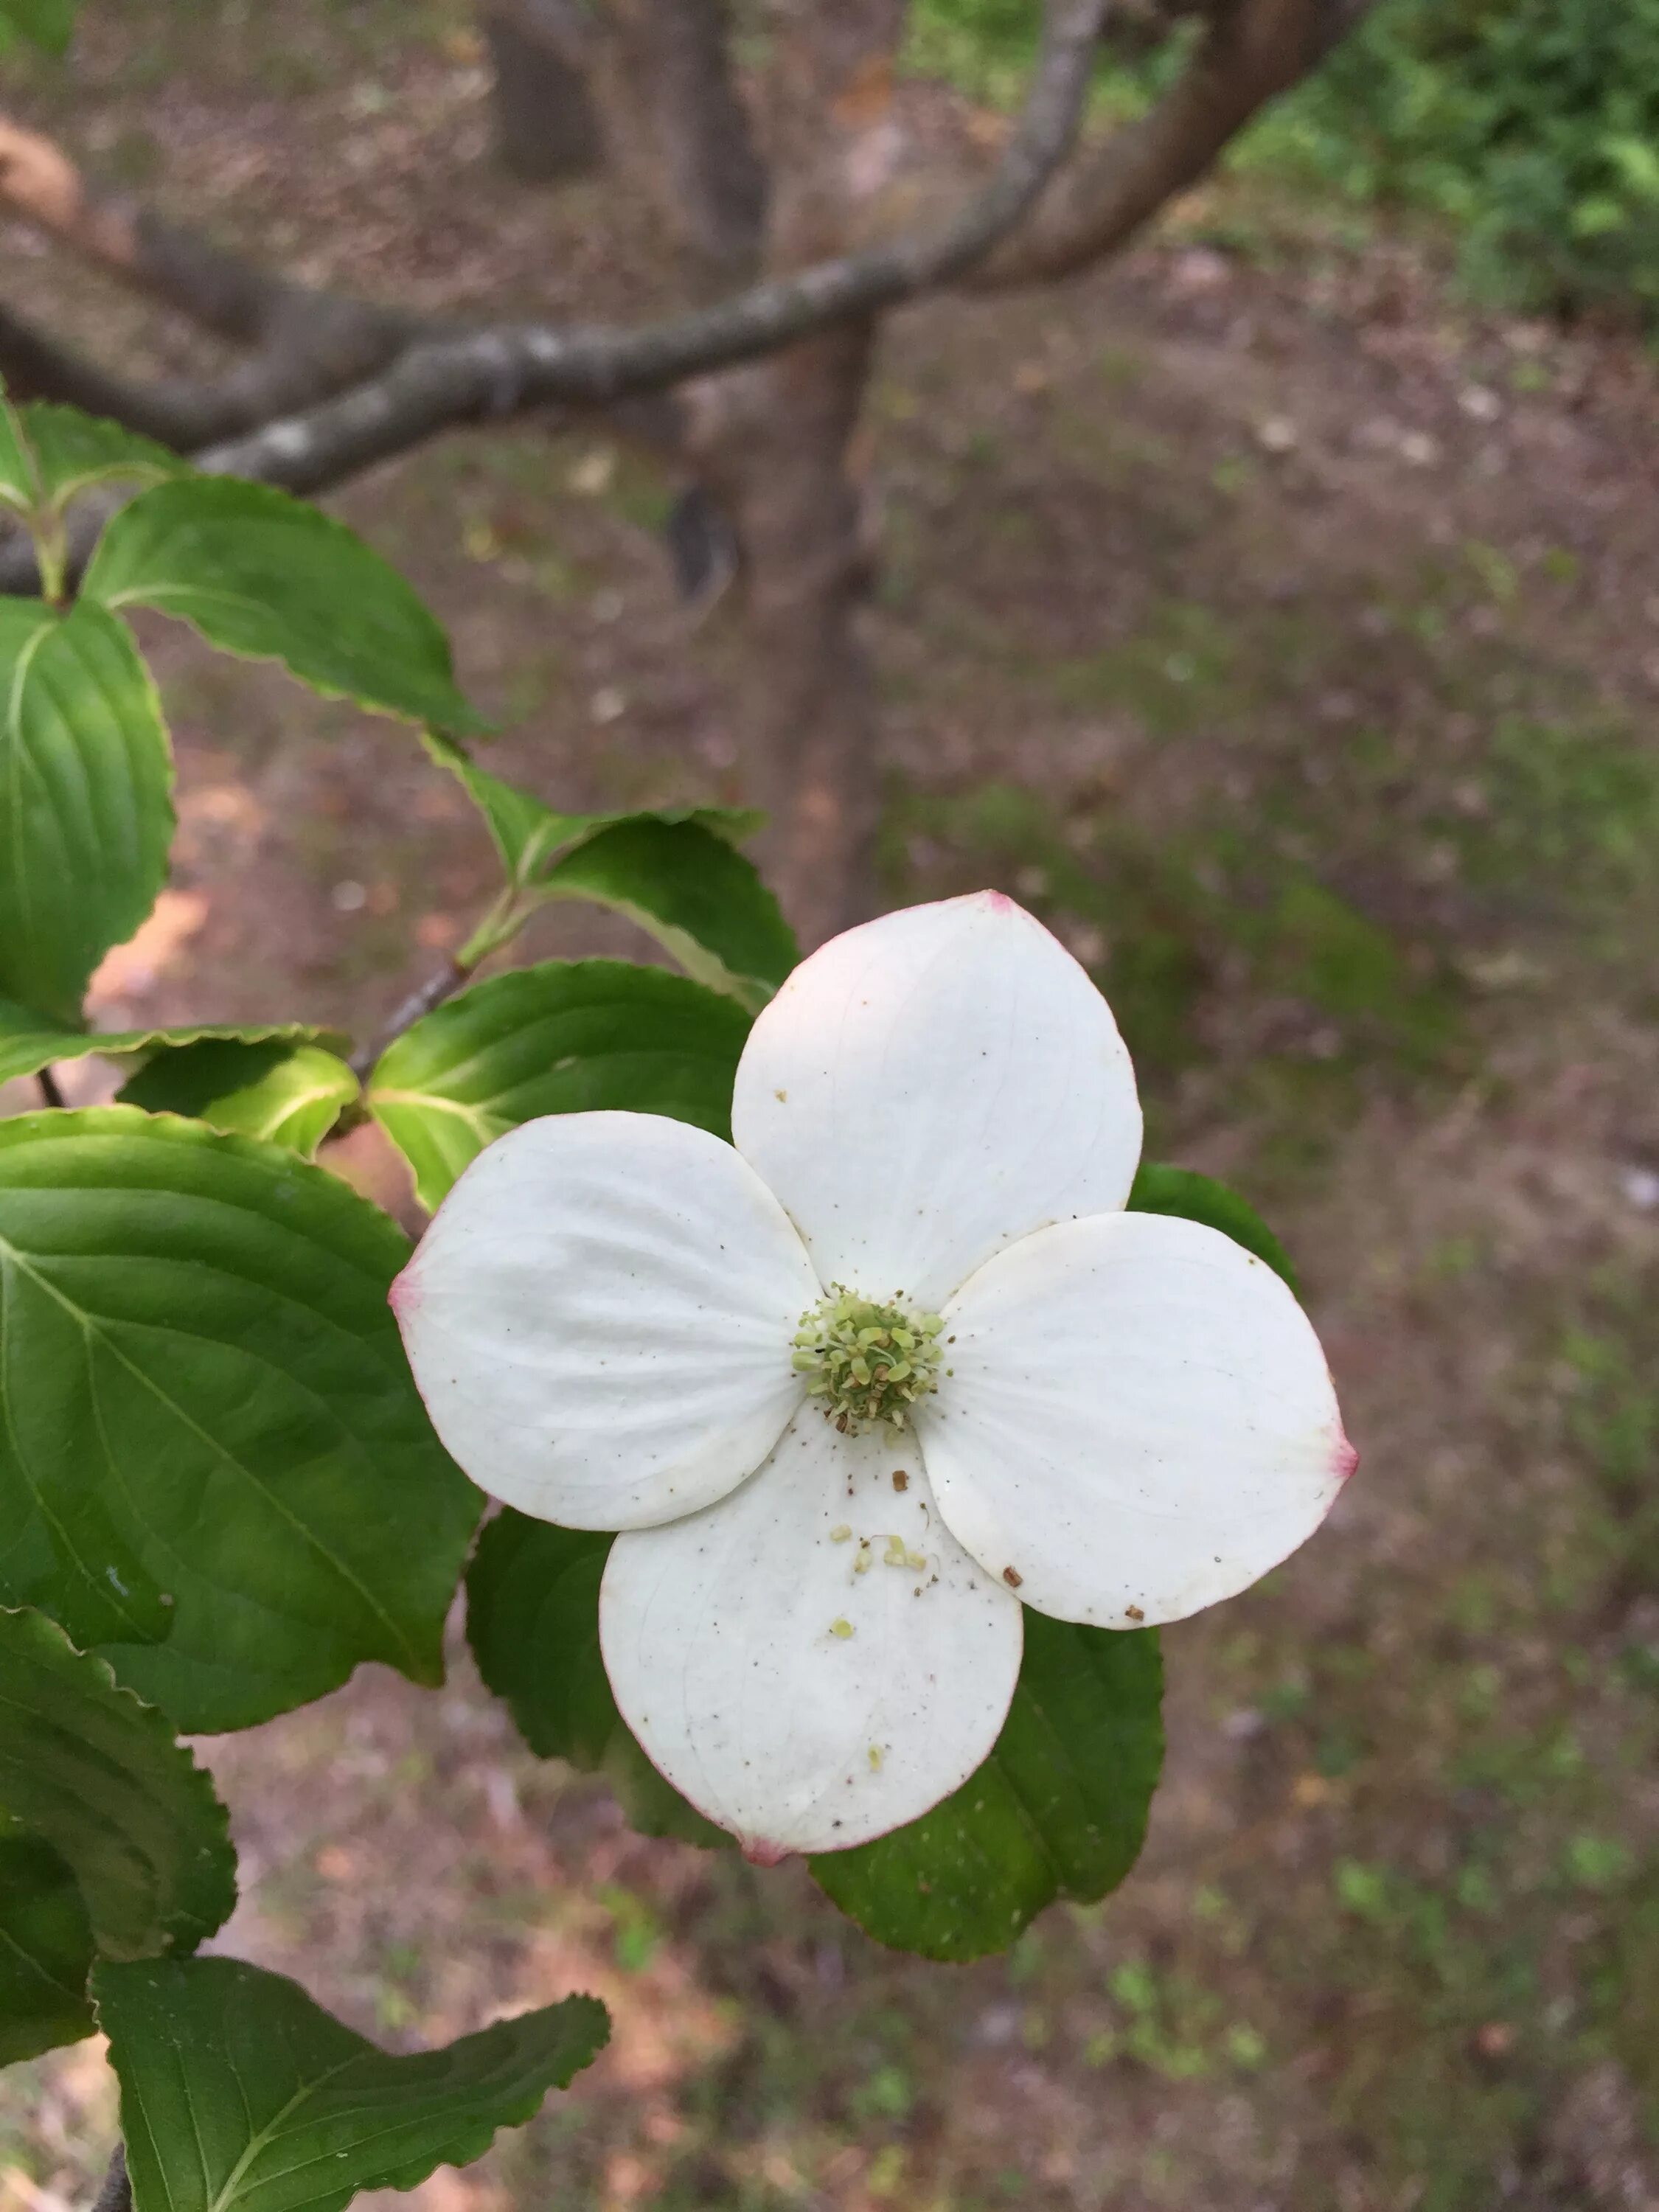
xmin=602 ymin=0 xmax=768 ymax=279
xmin=482 ymin=5 xmax=602 ymax=184
xmin=706 ymin=322 xmax=879 ymax=949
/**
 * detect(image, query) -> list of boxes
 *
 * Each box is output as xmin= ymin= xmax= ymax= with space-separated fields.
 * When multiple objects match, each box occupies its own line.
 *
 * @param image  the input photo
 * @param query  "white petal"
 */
xmin=918 ymin=1211 xmax=1355 ymax=1627
xmin=599 ymin=1408 xmax=1023 ymax=1857
xmin=731 ymin=891 xmax=1142 ymax=1310
xmin=392 ymin=1111 xmax=820 ymax=1529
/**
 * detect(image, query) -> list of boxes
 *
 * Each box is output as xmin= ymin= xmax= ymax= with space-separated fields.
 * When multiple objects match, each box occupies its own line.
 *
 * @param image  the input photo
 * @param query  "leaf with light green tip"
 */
xmin=810 ymin=1615 xmax=1164 ymax=1961
xmin=0 ymin=599 xmax=175 ymax=1023
xmin=465 ymin=1513 xmax=726 ymax=1850
xmin=0 ymin=1607 xmax=236 ymax=1962
xmin=0 ymin=1004 xmax=344 ymax=1091
xmin=0 ymin=1110 xmax=481 ymax=1732
xmin=18 ymin=404 xmax=183 ymax=512
xmin=97 ymin=1955 xmax=609 ymax=2212
xmin=423 ymin=734 xmax=788 ymax=1001
xmin=535 ymin=815 xmax=796 ymax=1011
xmin=117 ymin=1038 xmax=361 ymax=1157
xmin=0 ymin=1835 xmax=95 ymax=2063
xmin=368 ymin=959 xmax=751 ymax=1211
xmin=423 ymin=728 xmax=762 ymax=897
xmin=1128 ymin=1161 xmax=1298 ymax=1294
xmin=81 ymin=476 xmax=484 ymax=731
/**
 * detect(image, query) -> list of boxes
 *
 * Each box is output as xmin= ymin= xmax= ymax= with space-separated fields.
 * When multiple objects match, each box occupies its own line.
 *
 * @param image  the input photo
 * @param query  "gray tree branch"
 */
xmin=158 ymin=0 xmax=1110 ymax=459
xmin=0 ymin=109 xmax=424 ymax=444
xmin=0 ymin=0 xmax=1378 ymax=599
xmin=977 ymin=0 xmax=1375 ymax=285
xmin=0 ymin=0 xmax=1108 ymax=598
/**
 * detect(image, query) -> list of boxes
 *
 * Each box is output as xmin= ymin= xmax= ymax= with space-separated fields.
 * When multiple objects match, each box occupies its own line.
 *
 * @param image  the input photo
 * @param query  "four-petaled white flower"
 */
xmin=392 ymin=894 xmax=1355 ymax=1861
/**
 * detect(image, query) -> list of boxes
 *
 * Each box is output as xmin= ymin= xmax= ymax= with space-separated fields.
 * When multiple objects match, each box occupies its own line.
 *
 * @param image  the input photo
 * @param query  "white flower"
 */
xmin=392 ymin=894 xmax=1354 ymax=1861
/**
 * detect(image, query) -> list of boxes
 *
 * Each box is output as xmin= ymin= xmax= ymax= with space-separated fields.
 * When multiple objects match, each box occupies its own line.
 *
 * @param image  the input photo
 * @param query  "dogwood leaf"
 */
xmin=0 ymin=1110 xmax=479 ymax=1731
xmin=0 ymin=1607 xmax=235 ymax=1961
xmin=98 ymin=1956 xmax=608 ymax=2212
xmin=0 ymin=1835 xmax=94 ymax=2064
xmin=18 ymin=404 xmax=183 ymax=512
xmin=0 ymin=599 xmax=173 ymax=1023
xmin=424 ymin=735 xmax=790 ymax=1005
xmin=810 ymin=1615 xmax=1164 ymax=1961
xmin=117 ymin=1038 xmax=361 ymax=1156
xmin=368 ymin=960 xmax=751 ymax=1211
xmin=0 ymin=1006 xmax=340 ymax=1091
xmin=82 ymin=477 xmax=483 ymax=731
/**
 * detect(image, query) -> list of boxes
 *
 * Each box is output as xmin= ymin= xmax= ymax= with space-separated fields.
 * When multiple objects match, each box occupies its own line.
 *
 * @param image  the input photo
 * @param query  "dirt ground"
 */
xmin=2 ymin=6 xmax=1658 ymax=2211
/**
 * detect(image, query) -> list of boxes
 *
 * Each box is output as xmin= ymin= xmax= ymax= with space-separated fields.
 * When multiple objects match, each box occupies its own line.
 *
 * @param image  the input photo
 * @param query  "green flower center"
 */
xmin=791 ymin=1287 xmax=946 ymax=1435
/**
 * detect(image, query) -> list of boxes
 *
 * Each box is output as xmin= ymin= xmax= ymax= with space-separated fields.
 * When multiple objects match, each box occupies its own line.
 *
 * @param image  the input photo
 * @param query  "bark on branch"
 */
xmin=979 ymin=0 xmax=1373 ymax=285
xmin=0 ymin=0 xmax=1378 ymax=594
xmin=97 ymin=0 xmax=1108 ymax=493
xmin=0 ymin=111 xmax=422 ymax=445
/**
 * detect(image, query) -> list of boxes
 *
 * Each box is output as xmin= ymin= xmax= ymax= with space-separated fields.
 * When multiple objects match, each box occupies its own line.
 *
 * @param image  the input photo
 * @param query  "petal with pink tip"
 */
xmin=917 ymin=1210 xmax=1352 ymax=1627
xmin=731 ymin=891 xmax=1142 ymax=1310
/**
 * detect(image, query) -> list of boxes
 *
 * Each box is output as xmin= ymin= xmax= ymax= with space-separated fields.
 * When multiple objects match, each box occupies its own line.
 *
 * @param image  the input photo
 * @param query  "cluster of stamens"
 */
xmin=792 ymin=1287 xmax=945 ymax=1434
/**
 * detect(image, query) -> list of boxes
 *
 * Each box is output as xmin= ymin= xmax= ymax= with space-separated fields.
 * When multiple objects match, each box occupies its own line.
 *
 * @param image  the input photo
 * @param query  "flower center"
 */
xmin=791 ymin=1287 xmax=945 ymax=1434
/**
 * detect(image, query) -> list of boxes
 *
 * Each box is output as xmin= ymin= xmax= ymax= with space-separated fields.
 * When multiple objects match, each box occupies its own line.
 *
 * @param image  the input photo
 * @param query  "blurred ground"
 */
xmin=1 ymin=6 xmax=1658 ymax=2211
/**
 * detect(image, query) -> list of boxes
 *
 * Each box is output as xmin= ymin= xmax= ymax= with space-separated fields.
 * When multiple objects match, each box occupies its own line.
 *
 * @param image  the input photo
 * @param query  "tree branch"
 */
xmin=115 ymin=0 xmax=1105 ymax=471
xmin=0 ymin=109 xmax=423 ymax=445
xmin=978 ymin=0 xmax=1365 ymax=287
xmin=349 ymin=958 xmax=469 ymax=1080
xmin=0 ymin=0 xmax=1104 ymax=600
xmin=0 ymin=111 xmax=408 ymax=350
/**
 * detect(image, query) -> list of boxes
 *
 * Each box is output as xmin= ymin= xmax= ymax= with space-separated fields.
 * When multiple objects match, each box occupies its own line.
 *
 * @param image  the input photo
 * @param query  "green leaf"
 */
xmin=424 ymin=729 xmax=761 ymax=898
xmin=97 ymin=1955 xmax=609 ymax=2212
xmin=1127 ymin=1162 xmax=1298 ymax=1294
xmin=0 ymin=1836 xmax=94 ymax=2064
xmin=0 ymin=1110 xmax=481 ymax=1731
xmin=422 ymin=733 xmax=790 ymax=1006
xmin=0 ymin=0 xmax=75 ymax=56
xmin=81 ymin=476 xmax=484 ymax=731
xmin=0 ymin=1607 xmax=235 ymax=1962
xmin=0 ymin=599 xmax=174 ymax=1023
xmin=810 ymin=1615 xmax=1164 ymax=1961
xmin=0 ymin=1006 xmax=342 ymax=1091
xmin=539 ymin=817 xmax=797 ymax=1012
xmin=0 ymin=389 xmax=37 ymax=512
xmin=368 ymin=959 xmax=751 ymax=1212
xmin=18 ymin=404 xmax=182 ymax=512
xmin=466 ymin=1512 xmax=726 ymax=1848
xmin=117 ymin=1039 xmax=361 ymax=1157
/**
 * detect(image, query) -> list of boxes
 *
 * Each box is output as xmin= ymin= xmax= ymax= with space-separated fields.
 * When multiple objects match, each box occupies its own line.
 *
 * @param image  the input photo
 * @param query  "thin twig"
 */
xmin=37 ymin=1065 xmax=66 ymax=1109
xmin=349 ymin=958 xmax=468 ymax=1080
